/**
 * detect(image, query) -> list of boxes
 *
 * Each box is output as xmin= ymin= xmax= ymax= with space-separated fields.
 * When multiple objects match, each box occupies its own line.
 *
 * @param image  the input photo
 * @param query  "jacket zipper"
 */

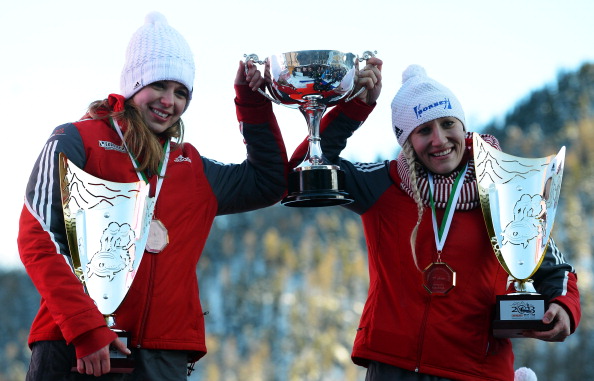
xmin=136 ymin=250 xmax=156 ymax=348
xmin=415 ymin=296 xmax=432 ymax=372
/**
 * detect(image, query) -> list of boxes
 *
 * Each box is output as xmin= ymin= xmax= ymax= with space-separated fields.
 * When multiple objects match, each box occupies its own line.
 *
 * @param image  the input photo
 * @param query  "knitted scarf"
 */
xmin=396 ymin=132 xmax=501 ymax=210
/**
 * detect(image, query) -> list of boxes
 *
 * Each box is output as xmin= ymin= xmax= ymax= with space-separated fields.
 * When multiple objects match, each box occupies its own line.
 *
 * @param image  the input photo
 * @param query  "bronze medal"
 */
xmin=146 ymin=219 xmax=169 ymax=253
xmin=423 ymin=262 xmax=456 ymax=295
xmin=423 ymin=166 xmax=468 ymax=296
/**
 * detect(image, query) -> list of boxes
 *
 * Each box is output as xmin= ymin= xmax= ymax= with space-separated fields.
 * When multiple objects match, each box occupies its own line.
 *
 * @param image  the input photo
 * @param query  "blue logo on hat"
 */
xmin=414 ymin=98 xmax=451 ymax=119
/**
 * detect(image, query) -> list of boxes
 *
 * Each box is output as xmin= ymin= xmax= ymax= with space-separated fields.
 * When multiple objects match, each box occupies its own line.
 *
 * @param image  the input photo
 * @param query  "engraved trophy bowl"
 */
xmin=59 ymin=153 xmax=155 ymax=371
xmin=473 ymin=133 xmax=566 ymax=338
xmin=245 ymin=50 xmax=376 ymax=207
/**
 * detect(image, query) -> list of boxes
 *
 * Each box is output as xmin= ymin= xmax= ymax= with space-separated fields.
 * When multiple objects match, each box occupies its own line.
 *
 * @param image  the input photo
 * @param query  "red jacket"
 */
xmin=290 ymin=100 xmax=581 ymax=381
xmin=349 ymin=162 xmax=580 ymax=380
xmin=18 ymin=86 xmax=287 ymax=361
xmin=354 ymin=163 xmax=512 ymax=380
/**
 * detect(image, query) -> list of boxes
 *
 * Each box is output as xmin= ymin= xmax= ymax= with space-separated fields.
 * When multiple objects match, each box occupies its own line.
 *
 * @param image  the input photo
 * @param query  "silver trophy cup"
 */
xmin=245 ymin=50 xmax=376 ymax=207
xmin=473 ymin=133 xmax=566 ymax=338
xmin=59 ymin=153 xmax=156 ymax=372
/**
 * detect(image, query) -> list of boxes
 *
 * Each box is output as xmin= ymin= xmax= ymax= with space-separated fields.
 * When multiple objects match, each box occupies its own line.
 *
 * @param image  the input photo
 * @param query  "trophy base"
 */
xmin=493 ymin=319 xmax=555 ymax=339
xmin=282 ymin=166 xmax=353 ymax=207
xmin=71 ymin=329 xmax=134 ymax=373
xmin=493 ymin=294 xmax=554 ymax=338
xmin=70 ymin=358 xmax=135 ymax=374
xmin=108 ymin=358 xmax=135 ymax=374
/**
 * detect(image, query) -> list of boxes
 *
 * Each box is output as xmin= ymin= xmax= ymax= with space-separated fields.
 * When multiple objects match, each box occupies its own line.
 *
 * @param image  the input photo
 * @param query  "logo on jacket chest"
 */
xmin=174 ymin=155 xmax=192 ymax=163
xmin=99 ymin=140 xmax=127 ymax=153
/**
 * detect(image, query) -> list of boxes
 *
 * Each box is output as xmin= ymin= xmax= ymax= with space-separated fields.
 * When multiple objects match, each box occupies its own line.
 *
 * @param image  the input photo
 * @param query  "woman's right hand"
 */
xmin=77 ymin=338 xmax=131 ymax=376
xmin=356 ymin=57 xmax=383 ymax=105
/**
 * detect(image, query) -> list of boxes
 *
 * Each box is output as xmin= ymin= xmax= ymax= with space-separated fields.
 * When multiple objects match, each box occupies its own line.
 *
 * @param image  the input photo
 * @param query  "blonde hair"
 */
xmin=87 ymin=99 xmax=184 ymax=175
xmin=402 ymin=140 xmax=425 ymax=271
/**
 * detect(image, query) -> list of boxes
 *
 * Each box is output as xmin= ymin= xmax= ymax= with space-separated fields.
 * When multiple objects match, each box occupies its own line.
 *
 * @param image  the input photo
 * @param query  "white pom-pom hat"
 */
xmin=391 ymin=64 xmax=465 ymax=147
xmin=514 ymin=367 xmax=537 ymax=381
xmin=120 ymin=12 xmax=195 ymax=104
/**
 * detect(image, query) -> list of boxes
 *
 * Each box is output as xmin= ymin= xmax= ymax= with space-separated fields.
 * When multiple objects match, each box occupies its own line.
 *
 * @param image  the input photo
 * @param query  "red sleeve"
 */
xmin=198 ymin=84 xmax=288 ymax=214
xmin=18 ymin=204 xmax=115 ymax=358
xmin=72 ymin=327 xmax=118 ymax=359
xmin=234 ymin=84 xmax=274 ymax=125
xmin=550 ymin=271 xmax=581 ymax=333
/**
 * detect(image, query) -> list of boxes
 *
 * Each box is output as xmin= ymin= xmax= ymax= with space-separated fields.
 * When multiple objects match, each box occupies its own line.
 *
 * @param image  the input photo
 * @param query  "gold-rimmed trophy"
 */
xmin=245 ymin=50 xmax=376 ymax=207
xmin=473 ymin=133 xmax=566 ymax=338
xmin=59 ymin=153 xmax=156 ymax=372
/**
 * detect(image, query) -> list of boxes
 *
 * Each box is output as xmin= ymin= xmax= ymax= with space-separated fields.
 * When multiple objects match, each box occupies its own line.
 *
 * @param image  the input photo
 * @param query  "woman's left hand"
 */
xmin=235 ymin=60 xmax=270 ymax=92
xmin=523 ymin=302 xmax=571 ymax=342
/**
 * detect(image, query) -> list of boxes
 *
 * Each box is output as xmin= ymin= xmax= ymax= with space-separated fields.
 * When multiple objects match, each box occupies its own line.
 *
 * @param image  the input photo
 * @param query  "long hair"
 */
xmin=402 ymin=140 xmax=425 ymax=271
xmin=86 ymin=99 xmax=184 ymax=176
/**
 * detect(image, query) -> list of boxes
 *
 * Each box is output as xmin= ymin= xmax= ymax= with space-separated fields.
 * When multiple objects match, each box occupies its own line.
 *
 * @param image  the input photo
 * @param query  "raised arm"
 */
xmin=203 ymin=61 xmax=288 ymax=215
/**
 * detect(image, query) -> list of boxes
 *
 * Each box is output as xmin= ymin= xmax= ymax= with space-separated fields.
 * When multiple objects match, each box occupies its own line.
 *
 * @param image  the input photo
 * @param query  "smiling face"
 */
xmin=130 ymin=80 xmax=189 ymax=134
xmin=409 ymin=116 xmax=466 ymax=175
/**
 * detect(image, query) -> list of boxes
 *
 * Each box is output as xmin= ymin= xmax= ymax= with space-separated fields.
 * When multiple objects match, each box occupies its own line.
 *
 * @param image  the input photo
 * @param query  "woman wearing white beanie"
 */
xmin=19 ymin=12 xmax=288 ymax=379
xmin=290 ymin=63 xmax=581 ymax=380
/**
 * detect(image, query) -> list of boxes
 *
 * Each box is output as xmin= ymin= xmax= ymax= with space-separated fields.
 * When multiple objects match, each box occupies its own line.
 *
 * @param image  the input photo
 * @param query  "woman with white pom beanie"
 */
xmin=290 ymin=63 xmax=581 ymax=380
xmin=19 ymin=11 xmax=288 ymax=380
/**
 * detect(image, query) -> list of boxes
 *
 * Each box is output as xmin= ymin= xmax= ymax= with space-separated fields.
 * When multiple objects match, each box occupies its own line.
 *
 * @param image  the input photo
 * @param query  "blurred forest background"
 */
xmin=1 ymin=63 xmax=593 ymax=381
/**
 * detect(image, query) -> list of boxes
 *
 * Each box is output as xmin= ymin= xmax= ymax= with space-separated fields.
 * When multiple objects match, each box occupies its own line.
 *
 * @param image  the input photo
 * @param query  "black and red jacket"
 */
xmin=18 ymin=85 xmax=287 ymax=361
xmin=291 ymin=99 xmax=581 ymax=381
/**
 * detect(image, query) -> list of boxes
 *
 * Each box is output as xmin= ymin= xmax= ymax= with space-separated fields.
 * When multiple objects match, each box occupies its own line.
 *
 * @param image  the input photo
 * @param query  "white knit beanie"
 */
xmin=514 ymin=367 xmax=537 ymax=381
xmin=391 ymin=65 xmax=465 ymax=146
xmin=120 ymin=12 xmax=195 ymax=102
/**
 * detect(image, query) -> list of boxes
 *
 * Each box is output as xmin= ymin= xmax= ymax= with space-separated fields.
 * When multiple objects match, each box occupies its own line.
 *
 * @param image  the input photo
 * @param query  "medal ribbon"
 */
xmin=110 ymin=118 xmax=170 ymax=200
xmin=427 ymin=164 xmax=468 ymax=260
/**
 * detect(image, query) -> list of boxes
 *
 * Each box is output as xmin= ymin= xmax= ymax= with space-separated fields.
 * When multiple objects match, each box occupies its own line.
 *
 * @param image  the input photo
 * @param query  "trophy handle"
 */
xmin=344 ymin=50 xmax=378 ymax=102
xmin=243 ymin=54 xmax=281 ymax=105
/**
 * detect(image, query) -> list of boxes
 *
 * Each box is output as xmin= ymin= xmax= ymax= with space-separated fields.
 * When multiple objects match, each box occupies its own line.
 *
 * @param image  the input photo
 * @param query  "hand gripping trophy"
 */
xmin=245 ymin=50 xmax=376 ymax=207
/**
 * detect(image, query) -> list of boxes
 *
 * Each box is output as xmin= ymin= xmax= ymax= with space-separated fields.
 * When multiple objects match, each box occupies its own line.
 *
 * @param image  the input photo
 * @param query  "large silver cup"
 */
xmin=245 ymin=50 xmax=376 ymax=207
xmin=59 ymin=153 xmax=155 ymax=372
xmin=473 ymin=133 xmax=566 ymax=338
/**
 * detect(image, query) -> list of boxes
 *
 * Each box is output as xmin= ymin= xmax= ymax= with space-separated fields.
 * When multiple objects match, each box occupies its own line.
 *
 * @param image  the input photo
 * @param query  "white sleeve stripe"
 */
xmin=549 ymin=238 xmax=575 ymax=272
xmin=562 ymin=270 xmax=569 ymax=296
xmin=549 ymin=239 xmax=562 ymax=264
xmin=45 ymin=141 xmax=57 ymax=225
xmin=31 ymin=143 xmax=47 ymax=216
xmin=353 ymin=162 xmax=385 ymax=173
xmin=32 ymin=140 xmax=57 ymax=225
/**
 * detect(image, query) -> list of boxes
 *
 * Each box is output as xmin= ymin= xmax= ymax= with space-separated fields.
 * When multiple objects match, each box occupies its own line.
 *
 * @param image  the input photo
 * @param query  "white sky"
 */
xmin=2 ymin=0 xmax=594 ymax=269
